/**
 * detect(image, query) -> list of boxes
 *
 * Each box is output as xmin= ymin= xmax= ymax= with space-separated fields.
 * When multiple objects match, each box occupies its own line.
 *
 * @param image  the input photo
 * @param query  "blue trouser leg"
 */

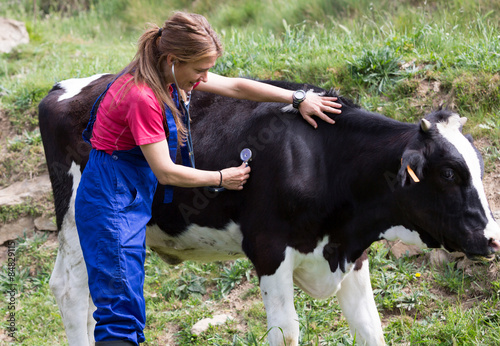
xmin=75 ymin=149 xmax=157 ymax=345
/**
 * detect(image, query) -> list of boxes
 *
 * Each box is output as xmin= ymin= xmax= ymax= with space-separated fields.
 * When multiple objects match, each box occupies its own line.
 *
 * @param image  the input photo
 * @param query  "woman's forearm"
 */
xmin=156 ymin=164 xmax=220 ymax=187
xmin=140 ymin=141 xmax=249 ymax=190
xmin=198 ymin=73 xmax=293 ymax=103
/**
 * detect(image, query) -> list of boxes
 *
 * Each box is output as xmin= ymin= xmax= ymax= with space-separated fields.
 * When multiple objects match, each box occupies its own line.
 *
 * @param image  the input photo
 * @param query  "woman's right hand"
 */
xmin=141 ymin=140 xmax=252 ymax=189
xmin=220 ymin=163 xmax=251 ymax=190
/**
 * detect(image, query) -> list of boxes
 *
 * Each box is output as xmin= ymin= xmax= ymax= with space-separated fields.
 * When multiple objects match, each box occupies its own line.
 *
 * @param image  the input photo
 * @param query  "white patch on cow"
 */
xmin=436 ymin=115 xmax=500 ymax=241
xmin=49 ymin=162 xmax=96 ymax=346
xmin=260 ymin=248 xmax=299 ymax=346
xmin=281 ymin=89 xmax=325 ymax=113
xmin=261 ymin=237 xmax=384 ymax=346
xmin=379 ymin=225 xmax=427 ymax=248
xmin=67 ymin=161 xmax=82 ymax=193
xmin=146 ymin=221 xmax=245 ymax=263
xmin=337 ymin=257 xmax=385 ymax=346
xmin=290 ymin=237 xmax=350 ymax=299
xmin=57 ymin=73 xmax=109 ymax=102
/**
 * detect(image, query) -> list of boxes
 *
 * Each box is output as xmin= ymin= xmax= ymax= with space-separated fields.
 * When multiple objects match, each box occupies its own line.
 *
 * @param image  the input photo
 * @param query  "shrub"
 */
xmin=347 ymin=47 xmax=403 ymax=93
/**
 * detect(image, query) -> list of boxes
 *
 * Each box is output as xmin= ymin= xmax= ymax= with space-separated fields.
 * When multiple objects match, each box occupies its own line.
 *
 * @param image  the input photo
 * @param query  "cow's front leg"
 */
xmin=336 ymin=255 xmax=385 ymax=346
xmin=49 ymin=221 xmax=96 ymax=346
xmin=259 ymin=248 xmax=299 ymax=346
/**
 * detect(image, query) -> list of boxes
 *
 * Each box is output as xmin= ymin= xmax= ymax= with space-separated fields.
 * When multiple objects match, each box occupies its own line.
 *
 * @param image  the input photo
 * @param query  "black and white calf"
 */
xmin=38 ymin=73 xmax=500 ymax=346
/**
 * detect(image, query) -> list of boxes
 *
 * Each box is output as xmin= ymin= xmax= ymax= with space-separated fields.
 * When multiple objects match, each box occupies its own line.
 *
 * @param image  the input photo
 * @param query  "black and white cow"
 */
xmin=39 ymin=73 xmax=500 ymax=346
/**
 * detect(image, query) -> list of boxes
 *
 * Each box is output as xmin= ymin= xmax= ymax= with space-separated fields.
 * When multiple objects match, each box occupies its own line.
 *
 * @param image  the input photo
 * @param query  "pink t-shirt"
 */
xmin=91 ymin=74 xmax=166 ymax=154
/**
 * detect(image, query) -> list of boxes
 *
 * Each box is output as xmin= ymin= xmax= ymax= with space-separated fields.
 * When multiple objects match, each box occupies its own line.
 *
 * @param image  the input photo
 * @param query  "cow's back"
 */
xmin=38 ymin=73 xmax=115 ymax=229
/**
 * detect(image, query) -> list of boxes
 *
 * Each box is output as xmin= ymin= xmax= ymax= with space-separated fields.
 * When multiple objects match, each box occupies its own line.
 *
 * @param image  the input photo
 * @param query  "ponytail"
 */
xmin=120 ymin=13 xmax=223 ymax=142
xmin=122 ymin=24 xmax=184 ymax=139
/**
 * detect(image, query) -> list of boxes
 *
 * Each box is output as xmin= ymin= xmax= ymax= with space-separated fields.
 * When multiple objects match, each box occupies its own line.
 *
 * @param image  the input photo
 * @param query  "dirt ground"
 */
xmin=482 ymin=154 xmax=500 ymax=216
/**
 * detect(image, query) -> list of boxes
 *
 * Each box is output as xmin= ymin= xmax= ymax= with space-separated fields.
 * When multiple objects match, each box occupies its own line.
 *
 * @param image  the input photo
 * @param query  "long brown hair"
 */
xmin=122 ymin=12 xmax=223 ymax=140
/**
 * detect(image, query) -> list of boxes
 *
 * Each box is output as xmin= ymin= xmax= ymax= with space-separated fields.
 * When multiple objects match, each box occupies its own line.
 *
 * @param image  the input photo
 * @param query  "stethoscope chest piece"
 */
xmin=206 ymin=148 xmax=253 ymax=193
xmin=240 ymin=148 xmax=252 ymax=166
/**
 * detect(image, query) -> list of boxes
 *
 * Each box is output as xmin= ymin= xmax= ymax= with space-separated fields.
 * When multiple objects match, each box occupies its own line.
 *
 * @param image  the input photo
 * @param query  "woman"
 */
xmin=75 ymin=12 xmax=342 ymax=346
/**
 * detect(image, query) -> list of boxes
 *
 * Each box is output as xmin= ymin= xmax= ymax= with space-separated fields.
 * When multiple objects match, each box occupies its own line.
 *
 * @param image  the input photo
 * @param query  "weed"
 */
xmin=480 ymin=142 xmax=500 ymax=173
xmin=7 ymin=129 xmax=41 ymax=152
xmin=2 ymin=86 xmax=48 ymax=131
xmin=433 ymin=262 xmax=471 ymax=295
xmin=231 ymin=331 xmax=264 ymax=346
xmin=347 ymin=47 xmax=403 ymax=93
xmin=170 ymin=272 xmax=207 ymax=300
xmin=0 ymin=199 xmax=43 ymax=223
xmin=214 ymin=259 xmax=253 ymax=298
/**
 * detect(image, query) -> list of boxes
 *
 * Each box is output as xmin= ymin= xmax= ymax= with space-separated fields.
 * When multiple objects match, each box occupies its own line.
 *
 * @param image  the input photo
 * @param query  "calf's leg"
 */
xmin=259 ymin=249 xmax=299 ymax=346
xmin=49 ymin=221 xmax=96 ymax=345
xmin=336 ymin=256 xmax=385 ymax=346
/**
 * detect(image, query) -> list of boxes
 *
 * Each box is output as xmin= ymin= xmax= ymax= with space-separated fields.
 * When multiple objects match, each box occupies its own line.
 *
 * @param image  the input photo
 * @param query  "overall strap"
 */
xmin=168 ymin=86 xmax=193 ymax=168
xmin=163 ymin=85 xmax=194 ymax=203
xmin=82 ymin=73 xmax=124 ymax=144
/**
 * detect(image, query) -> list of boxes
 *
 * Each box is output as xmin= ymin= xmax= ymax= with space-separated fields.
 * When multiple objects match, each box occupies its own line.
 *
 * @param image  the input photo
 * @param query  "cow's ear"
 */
xmin=397 ymin=150 xmax=426 ymax=187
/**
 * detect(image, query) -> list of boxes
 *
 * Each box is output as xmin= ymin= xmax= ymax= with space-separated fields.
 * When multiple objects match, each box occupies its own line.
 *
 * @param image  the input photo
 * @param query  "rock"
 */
xmin=0 ymin=175 xmax=53 ymax=243
xmin=0 ymin=217 xmax=35 ymax=244
xmin=0 ymin=175 xmax=51 ymax=207
xmin=426 ymin=249 xmax=451 ymax=268
xmin=34 ymin=216 xmax=57 ymax=232
xmin=0 ymin=18 xmax=29 ymax=53
xmin=388 ymin=241 xmax=423 ymax=259
xmin=191 ymin=314 xmax=233 ymax=335
xmin=456 ymin=257 xmax=475 ymax=270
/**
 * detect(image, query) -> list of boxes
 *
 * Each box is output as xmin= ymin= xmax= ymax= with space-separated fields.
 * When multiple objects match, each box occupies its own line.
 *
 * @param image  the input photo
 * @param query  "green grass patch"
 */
xmin=0 ymin=198 xmax=46 ymax=223
xmin=5 ymin=236 xmax=500 ymax=345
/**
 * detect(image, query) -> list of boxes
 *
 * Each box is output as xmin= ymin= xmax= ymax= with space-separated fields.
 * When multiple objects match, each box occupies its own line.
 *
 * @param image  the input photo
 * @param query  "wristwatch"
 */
xmin=292 ymin=89 xmax=306 ymax=109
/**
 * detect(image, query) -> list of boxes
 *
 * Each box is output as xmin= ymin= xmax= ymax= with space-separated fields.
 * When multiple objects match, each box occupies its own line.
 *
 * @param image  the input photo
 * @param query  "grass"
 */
xmin=0 ymin=201 xmax=41 ymax=224
xmin=2 ymin=0 xmax=496 ymax=172
xmin=2 ymin=234 xmax=500 ymax=345
xmin=0 ymin=0 xmax=499 ymax=344
xmin=0 ymin=127 xmax=46 ymax=186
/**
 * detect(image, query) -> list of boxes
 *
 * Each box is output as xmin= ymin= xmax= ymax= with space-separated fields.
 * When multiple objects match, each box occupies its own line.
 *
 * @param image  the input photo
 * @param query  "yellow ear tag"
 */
xmin=406 ymin=165 xmax=420 ymax=183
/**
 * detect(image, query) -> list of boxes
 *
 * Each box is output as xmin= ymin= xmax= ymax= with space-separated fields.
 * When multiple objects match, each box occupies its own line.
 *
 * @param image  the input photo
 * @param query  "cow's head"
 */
xmin=393 ymin=109 xmax=500 ymax=261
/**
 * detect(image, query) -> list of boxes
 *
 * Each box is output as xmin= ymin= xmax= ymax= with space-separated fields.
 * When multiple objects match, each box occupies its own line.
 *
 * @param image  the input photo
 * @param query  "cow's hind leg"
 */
xmin=259 ymin=248 xmax=299 ymax=346
xmin=336 ymin=255 xmax=385 ymax=346
xmin=49 ymin=216 xmax=96 ymax=345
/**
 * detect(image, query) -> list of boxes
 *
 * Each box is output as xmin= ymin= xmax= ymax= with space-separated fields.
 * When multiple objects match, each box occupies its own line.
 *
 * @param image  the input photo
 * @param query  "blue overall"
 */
xmin=76 ymin=80 xmax=190 ymax=344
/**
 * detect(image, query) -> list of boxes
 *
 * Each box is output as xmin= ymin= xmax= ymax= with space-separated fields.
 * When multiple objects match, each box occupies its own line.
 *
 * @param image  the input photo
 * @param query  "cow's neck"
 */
xmin=324 ymin=192 xmax=405 ymax=271
xmin=323 ymin=113 xmax=420 ymax=268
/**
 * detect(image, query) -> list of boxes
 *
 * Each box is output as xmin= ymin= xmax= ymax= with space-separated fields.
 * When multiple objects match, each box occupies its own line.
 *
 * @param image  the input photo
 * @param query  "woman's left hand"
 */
xmin=299 ymin=94 xmax=342 ymax=129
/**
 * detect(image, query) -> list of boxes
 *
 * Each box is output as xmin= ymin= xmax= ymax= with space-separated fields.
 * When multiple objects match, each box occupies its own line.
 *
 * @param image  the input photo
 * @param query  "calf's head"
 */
xmin=395 ymin=110 xmax=500 ymax=261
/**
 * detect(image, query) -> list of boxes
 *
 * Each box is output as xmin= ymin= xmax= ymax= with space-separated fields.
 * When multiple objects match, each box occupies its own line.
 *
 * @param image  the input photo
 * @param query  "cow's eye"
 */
xmin=441 ymin=168 xmax=455 ymax=181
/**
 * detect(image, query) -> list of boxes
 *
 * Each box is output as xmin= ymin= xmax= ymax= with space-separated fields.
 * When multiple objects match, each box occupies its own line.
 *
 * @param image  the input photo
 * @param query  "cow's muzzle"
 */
xmin=467 ymin=239 xmax=500 ymax=262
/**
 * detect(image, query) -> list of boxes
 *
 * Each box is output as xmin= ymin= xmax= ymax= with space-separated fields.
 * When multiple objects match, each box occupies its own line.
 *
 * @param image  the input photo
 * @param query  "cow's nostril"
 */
xmin=488 ymin=239 xmax=500 ymax=252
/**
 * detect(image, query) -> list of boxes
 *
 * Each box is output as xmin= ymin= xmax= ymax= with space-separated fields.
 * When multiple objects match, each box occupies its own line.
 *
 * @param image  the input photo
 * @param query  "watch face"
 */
xmin=295 ymin=90 xmax=306 ymax=100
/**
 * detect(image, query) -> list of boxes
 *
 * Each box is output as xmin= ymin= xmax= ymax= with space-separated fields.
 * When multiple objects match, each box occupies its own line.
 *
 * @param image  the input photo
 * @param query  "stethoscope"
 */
xmin=172 ymin=62 xmax=196 ymax=169
xmin=171 ymin=62 xmax=252 ymax=192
